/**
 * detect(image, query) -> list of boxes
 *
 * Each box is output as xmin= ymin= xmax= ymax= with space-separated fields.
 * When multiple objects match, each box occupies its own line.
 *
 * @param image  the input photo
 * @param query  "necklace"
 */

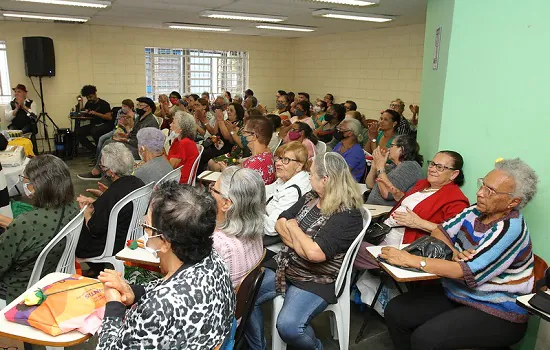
xmin=420 ymin=187 xmax=439 ymax=193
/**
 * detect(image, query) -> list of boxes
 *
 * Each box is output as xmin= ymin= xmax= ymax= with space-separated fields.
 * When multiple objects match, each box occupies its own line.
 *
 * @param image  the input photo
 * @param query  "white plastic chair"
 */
xmin=272 ymin=208 xmax=371 ymax=350
xmin=27 ymin=206 xmax=87 ymax=289
xmin=155 ymin=165 xmax=183 ymax=188
xmin=188 ymin=144 xmax=204 ymax=186
xmin=78 ymin=182 xmax=155 ymax=274
xmin=316 ymin=140 xmax=327 ymax=155
xmin=269 ymin=137 xmax=283 ymax=154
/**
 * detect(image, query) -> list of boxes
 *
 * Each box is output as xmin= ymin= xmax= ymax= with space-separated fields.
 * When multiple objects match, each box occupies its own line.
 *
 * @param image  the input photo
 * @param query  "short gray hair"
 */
xmin=217 ymin=166 xmax=266 ymax=240
xmin=137 ymin=127 xmax=165 ymax=155
xmin=343 ymin=117 xmax=363 ymax=140
xmin=173 ymin=110 xmax=196 ymax=140
xmin=101 ymin=142 xmax=135 ymax=176
xmin=495 ymin=158 xmax=538 ymax=209
xmin=216 ymin=95 xmax=229 ymax=106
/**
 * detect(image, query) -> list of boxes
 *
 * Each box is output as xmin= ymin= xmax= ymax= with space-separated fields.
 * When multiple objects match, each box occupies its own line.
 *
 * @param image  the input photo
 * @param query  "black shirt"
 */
xmin=76 ymin=175 xmax=145 ymax=258
xmin=264 ymin=195 xmax=364 ymax=303
xmin=84 ymin=98 xmax=111 ymax=125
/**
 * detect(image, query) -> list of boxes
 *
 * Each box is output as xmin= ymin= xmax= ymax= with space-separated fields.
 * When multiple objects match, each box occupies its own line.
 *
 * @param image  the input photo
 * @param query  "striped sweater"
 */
xmin=440 ymin=205 xmax=534 ymax=323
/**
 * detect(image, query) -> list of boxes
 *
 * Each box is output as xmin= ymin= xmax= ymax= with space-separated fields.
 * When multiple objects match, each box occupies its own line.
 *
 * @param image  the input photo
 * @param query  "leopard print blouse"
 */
xmin=97 ymin=251 xmax=235 ymax=349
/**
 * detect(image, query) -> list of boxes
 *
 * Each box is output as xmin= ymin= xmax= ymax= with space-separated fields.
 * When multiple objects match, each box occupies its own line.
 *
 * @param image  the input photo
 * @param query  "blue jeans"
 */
xmin=245 ymin=268 xmax=328 ymax=350
xmin=95 ymin=130 xmax=114 ymax=160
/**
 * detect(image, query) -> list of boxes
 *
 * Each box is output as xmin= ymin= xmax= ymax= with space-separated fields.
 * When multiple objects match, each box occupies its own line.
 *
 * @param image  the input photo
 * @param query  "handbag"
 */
xmin=378 ymin=236 xmax=453 ymax=272
xmin=364 ymin=214 xmax=404 ymax=245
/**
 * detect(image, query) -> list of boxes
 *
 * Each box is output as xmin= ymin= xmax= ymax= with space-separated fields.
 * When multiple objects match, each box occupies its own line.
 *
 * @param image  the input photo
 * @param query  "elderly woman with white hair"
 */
xmin=332 ymin=117 xmax=366 ymax=182
xmin=134 ymin=127 xmax=173 ymax=184
xmin=382 ymin=158 xmax=539 ymax=350
xmin=168 ymin=110 xmax=199 ymax=184
xmin=246 ymin=152 xmax=364 ymax=349
xmin=76 ymin=142 xmax=145 ymax=277
xmin=209 ymin=167 xmax=264 ymax=289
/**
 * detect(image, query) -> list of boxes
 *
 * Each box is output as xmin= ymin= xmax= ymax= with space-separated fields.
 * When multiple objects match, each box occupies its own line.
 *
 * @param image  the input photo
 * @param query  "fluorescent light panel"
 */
xmin=312 ymin=9 xmax=392 ymax=22
xmin=166 ymin=23 xmax=231 ymax=32
xmin=256 ymin=24 xmax=316 ymax=32
xmin=2 ymin=11 xmax=89 ymax=22
xmin=199 ymin=10 xmax=286 ymax=23
xmin=13 ymin=0 xmax=110 ymax=8
xmin=309 ymin=0 xmax=378 ymax=6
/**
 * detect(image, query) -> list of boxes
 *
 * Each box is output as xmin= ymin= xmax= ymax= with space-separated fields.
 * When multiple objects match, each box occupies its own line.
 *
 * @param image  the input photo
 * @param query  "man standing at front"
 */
xmin=4 ymin=84 xmax=39 ymax=154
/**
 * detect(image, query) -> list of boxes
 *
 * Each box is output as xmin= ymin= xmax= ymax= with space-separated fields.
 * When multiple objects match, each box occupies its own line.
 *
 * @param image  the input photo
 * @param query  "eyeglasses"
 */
xmin=274 ymin=156 xmax=300 ymax=165
xmin=208 ymin=182 xmax=225 ymax=197
xmin=427 ymin=160 xmax=455 ymax=172
xmin=477 ymin=178 xmax=514 ymax=197
xmin=137 ymin=218 xmax=164 ymax=237
xmin=389 ymin=103 xmax=401 ymax=108
xmin=18 ymin=175 xmax=29 ymax=182
xmin=337 ymin=128 xmax=350 ymax=133
xmin=241 ymin=130 xmax=255 ymax=136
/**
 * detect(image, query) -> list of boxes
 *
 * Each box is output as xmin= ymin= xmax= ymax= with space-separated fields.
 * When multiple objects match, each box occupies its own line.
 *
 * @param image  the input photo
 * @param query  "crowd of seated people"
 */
xmin=0 ymin=85 xmax=543 ymax=350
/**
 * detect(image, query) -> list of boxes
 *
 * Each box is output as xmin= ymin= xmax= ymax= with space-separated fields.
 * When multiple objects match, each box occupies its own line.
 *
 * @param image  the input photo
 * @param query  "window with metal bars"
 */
xmin=0 ymin=41 xmax=12 ymax=105
xmin=145 ymin=47 xmax=248 ymax=100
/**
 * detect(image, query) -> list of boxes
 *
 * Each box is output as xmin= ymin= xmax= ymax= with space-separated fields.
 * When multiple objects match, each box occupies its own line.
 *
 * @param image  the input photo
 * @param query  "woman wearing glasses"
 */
xmin=246 ymin=152 xmax=364 ymax=349
xmin=381 ymin=159 xmax=537 ymax=350
xmin=264 ymin=142 xmax=312 ymax=241
xmin=209 ymin=167 xmax=264 ymax=289
xmin=0 ymin=155 xmax=78 ymax=304
xmin=355 ymin=150 xmax=469 ymax=269
xmin=97 ymin=182 xmax=234 ymax=349
xmin=365 ymin=134 xmax=423 ymax=206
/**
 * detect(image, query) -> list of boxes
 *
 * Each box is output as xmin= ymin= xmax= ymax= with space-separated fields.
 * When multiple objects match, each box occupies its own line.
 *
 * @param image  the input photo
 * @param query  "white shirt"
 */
xmin=4 ymin=99 xmax=37 ymax=123
xmin=382 ymin=190 xmax=437 ymax=246
xmin=264 ymin=171 xmax=312 ymax=236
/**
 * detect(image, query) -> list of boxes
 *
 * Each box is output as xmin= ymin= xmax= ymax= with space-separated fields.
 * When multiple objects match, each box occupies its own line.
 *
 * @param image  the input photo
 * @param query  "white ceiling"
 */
xmin=0 ymin=0 xmax=427 ymax=37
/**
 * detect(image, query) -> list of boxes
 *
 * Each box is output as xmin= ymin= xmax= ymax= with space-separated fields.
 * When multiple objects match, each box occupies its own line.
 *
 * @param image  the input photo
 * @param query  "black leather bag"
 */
xmin=378 ymin=236 xmax=453 ymax=272
xmin=403 ymin=236 xmax=454 ymax=261
xmin=365 ymin=221 xmax=393 ymax=245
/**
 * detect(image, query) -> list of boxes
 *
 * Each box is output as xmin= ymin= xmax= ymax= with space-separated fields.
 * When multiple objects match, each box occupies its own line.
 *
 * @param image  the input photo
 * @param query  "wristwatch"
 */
xmin=376 ymin=169 xmax=385 ymax=176
xmin=230 ymin=130 xmax=236 ymax=135
xmin=419 ymin=257 xmax=427 ymax=271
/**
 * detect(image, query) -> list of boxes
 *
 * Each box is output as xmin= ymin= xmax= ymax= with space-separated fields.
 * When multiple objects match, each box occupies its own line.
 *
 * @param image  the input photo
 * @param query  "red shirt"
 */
xmin=243 ymin=152 xmax=275 ymax=185
xmin=168 ymin=137 xmax=199 ymax=184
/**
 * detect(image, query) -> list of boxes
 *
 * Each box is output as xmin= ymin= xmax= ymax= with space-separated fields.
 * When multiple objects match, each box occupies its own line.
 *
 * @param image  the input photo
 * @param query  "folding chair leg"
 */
xmin=355 ymin=279 xmax=385 ymax=344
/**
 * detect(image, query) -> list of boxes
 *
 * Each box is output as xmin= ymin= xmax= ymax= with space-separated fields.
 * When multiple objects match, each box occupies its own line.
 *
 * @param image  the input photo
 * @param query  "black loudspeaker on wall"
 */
xmin=22 ymin=36 xmax=55 ymax=77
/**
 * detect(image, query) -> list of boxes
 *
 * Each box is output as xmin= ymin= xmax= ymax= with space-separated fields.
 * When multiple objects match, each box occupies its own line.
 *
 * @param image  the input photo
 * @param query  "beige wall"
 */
xmin=292 ymin=24 xmax=425 ymax=120
xmin=0 ymin=21 xmax=294 ymax=131
xmin=0 ymin=21 xmax=424 ymax=133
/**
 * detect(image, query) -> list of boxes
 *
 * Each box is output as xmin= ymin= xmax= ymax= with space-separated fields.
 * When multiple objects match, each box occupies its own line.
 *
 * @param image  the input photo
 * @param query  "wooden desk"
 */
xmin=366 ymin=245 xmax=439 ymax=282
xmin=363 ymin=204 xmax=393 ymax=219
xmin=116 ymin=246 xmax=160 ymax=266
xmin=197 ymin=171 xmax=221 ymax=184
xmin=516 ymin=291 xmax=550 ymax=322
xmin=0 ymin=273 xmax=92 ymax=347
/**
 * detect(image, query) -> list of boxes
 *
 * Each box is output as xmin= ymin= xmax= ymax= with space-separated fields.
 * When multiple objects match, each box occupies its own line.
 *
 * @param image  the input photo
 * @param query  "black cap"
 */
xmin=136 ymin=97 xmax=156 ymax=113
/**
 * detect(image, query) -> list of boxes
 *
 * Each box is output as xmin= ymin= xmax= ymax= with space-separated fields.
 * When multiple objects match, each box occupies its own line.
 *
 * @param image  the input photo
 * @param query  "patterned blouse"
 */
xmin=97 ymin=252 xmax=235 ymax=349
xmin=242 ymin=151 xmax=275 ymax=185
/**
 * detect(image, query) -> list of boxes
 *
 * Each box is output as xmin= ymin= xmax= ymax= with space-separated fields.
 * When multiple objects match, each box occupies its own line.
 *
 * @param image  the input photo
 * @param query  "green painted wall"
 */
xmin=418 ymin=1 xmax=550 ymax=348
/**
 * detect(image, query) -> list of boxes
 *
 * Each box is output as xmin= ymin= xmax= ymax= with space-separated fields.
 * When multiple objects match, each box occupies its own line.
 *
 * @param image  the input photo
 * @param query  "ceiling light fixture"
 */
xmin=13 ymin=0 xmax=111 ymax=8
xmin=2 ymin=11 xmax=89 ymax=22
xmin=309 ymin=0 xmax=379 ymax=6
xmin=166 ymin=23 xmax=231 ymax=32
xmin=199 ymin=10 xmax=286 ymax=23
xmin=312 ymin=9 xmax=393 ymax=22
xmin=255 ymin=24 xmax=316 ymax=32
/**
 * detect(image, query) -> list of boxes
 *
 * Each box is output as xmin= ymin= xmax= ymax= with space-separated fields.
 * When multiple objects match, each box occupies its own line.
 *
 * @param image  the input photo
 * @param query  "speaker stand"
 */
xmin=35 ymin=75 xmax=59 ymax=154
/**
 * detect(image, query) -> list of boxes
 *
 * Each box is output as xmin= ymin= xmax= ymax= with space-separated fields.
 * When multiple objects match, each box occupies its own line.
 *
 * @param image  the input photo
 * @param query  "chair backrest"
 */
xmin=96 ymin=182 xmax=155 ymax=259
xmin=188 ymin=144 xmax=204 ymax=186
xmin=316 ymin=140 xmax=327 ymax=155
xmin=269 ymin=137 xmax=282 ymax=154
xmin=155 ymin=116 xmax=163 ymax=129
xmin=156 ymin=165 xmax=183 ymax=188
xmin=334 ymin=208 xmax=372 ymax=296
xmin=28 ymin=206 xmax=87 ymax=288
xmin=234 ymin=250 xmax=266 ymax=344
xmin=533 ymin=254 xmax=549 ymax=292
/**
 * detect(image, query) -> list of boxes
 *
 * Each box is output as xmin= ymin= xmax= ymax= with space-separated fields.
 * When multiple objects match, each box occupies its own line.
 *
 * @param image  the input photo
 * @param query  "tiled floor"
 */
xmin=59 ymin=154 xmax=394 ymax=350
